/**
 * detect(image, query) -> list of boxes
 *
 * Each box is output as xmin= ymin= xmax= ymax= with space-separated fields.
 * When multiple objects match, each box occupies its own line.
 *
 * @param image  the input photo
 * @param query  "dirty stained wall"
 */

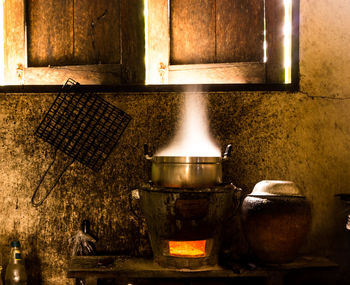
xmin=1 ymin=0 xmax=350 ymax=284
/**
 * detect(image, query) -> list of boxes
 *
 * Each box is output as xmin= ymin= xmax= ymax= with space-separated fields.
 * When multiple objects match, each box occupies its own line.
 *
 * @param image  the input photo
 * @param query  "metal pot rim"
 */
xmin=151 ymin=156 xmax=222 ymax=164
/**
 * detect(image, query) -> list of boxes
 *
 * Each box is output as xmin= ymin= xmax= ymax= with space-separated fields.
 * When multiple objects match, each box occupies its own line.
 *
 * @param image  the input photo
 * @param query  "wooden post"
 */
xmin=146 ymin=0 xmax=169 ymax=84
xmin=4 ymin=0 xmax=26 ymax=84
xmin=120 ymin=0 xmax=145 ymax=84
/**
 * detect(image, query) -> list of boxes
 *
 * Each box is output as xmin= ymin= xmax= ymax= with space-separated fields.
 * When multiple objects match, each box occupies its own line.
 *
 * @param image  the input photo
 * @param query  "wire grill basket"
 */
xmin=35 ymin=78 xmax=131 ymax=171
xmin=32 ymin=78 xmax=131 ymax=206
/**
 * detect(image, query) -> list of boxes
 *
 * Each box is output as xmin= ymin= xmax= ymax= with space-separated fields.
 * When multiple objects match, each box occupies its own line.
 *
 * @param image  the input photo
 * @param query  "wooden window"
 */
xmin=1 ymin=0 xmax=298 ymax=89
xmin=2 ymin=0 xmax=145 ymax=85
xmin=146 ymin=0 xmax=299 ymax=85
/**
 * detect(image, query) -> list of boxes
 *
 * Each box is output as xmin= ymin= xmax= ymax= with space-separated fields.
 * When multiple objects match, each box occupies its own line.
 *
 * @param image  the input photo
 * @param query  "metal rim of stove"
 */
xmin=140 ymin=182 xmax=240 ymax=193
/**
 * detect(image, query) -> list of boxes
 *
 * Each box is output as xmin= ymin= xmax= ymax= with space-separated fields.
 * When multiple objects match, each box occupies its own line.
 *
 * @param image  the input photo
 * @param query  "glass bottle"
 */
xmin=5 ymin=241 xmax=27 ymax=285
xmin=0 ymin=252 xmax=3 ymax=285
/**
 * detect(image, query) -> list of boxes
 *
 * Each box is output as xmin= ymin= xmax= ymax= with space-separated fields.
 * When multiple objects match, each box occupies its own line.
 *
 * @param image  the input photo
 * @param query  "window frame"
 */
xmin=0 ymin=0 xmax=299 ymax=93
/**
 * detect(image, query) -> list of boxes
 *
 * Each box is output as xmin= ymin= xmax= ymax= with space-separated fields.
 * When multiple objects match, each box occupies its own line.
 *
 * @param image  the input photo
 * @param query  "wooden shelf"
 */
xmin=67 ymin=256 xmax=337 ymax=285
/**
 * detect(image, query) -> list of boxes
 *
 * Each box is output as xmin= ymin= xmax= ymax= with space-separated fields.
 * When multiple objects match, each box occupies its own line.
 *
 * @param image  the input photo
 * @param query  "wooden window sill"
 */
xmin=0 ymin=83 xmax=299 ymax=94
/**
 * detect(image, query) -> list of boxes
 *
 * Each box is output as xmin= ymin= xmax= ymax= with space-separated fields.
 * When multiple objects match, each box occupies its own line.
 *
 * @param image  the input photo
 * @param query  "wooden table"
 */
xmin=67 ymin=256 xmax=337 ymax=285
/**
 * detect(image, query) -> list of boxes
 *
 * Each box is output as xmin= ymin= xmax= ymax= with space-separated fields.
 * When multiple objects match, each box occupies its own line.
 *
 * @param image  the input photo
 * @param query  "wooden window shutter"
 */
xmin=4 ymin=0 xmax=145 ymax=85
xmin=170 ymin=0 xmax=265 ymax=65
xmin=147 ymin=0 xmax=293 ymax=85
xmin=166 ymin=0 xmax=266 ymax=84
xmin=146 ymin=0 xmax=266 ymax=84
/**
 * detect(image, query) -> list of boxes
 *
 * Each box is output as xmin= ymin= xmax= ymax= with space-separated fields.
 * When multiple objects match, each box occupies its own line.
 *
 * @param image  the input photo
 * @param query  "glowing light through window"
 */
xmin=0 ymin=0 xmax=5 ymax=85
xmin=284 ymin=0 xmax=292 ymax=83
xmin=144 ymin=0 xmax=149 ymax=84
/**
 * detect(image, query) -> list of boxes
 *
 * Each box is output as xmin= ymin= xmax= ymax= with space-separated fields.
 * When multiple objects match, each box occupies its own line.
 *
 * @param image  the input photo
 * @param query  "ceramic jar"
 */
xmin=241 ymin=180 xmax=312 ymax=264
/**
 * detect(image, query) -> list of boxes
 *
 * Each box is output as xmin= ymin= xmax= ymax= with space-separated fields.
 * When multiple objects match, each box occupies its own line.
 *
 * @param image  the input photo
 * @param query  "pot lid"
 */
xmin=250 ymin=180 xmax=304 ymax=197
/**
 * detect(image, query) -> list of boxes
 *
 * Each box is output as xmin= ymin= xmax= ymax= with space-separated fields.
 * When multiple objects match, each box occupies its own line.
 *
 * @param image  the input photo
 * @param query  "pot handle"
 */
xmin=223 ymin=144 xmax=232 ymax=160
xmin=144 ymin=143 xmax=153 ymax=160
xmin=226 ymin=184 xmax=244 ymax=220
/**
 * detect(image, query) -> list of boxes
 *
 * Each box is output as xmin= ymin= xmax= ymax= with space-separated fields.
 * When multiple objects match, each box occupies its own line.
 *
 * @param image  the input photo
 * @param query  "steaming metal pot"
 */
xmin=144 ymin=144 xmax=232 ymax=188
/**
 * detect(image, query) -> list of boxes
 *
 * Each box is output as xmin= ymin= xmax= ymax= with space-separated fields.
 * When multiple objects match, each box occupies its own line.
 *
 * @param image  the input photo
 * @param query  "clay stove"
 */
xmin=138 ymin=182 xmax=238 ymax=269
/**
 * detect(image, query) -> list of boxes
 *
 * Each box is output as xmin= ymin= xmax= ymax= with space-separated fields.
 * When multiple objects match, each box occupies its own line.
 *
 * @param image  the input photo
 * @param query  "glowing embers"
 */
xmin=168 ymin=240 xmax=207 ymax=258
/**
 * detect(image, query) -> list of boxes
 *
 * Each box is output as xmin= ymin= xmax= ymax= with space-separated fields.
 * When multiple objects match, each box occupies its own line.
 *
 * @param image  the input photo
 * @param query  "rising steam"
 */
xmin=156 ymin=92 xmax=221 ymax=157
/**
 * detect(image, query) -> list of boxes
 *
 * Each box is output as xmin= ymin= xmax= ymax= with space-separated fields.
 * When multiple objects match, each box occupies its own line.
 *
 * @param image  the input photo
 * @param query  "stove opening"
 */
xmin=168 ymin=240 xmax=207 ymax=257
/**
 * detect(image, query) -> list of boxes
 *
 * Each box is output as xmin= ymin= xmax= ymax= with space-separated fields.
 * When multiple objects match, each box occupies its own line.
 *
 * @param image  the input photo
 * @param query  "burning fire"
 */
xmin=156 ymin=91 xmax=220 ymax=157
xmin=168 ymin=240 xmax=206 ymax=257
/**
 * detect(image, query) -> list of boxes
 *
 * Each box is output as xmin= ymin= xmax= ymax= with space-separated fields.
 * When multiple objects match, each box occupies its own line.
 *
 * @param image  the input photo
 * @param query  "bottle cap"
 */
xmin=10 ymin=241 xmax=20 ymax=247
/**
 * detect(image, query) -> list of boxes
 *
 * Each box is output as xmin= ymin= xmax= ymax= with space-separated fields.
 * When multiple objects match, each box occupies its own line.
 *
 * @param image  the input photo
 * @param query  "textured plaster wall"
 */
xmin=1 ymin=0 xmax=350 ymax=284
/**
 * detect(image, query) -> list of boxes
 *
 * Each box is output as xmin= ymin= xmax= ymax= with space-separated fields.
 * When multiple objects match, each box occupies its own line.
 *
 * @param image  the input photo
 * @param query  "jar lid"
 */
xmin=250 ymin=180 xmax=304 ymax=197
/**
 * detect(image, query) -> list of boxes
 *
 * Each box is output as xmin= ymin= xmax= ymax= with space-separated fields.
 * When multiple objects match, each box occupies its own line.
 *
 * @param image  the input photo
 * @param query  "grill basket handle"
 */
xmin=31 ymin=151 xmax=74 ymax=207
